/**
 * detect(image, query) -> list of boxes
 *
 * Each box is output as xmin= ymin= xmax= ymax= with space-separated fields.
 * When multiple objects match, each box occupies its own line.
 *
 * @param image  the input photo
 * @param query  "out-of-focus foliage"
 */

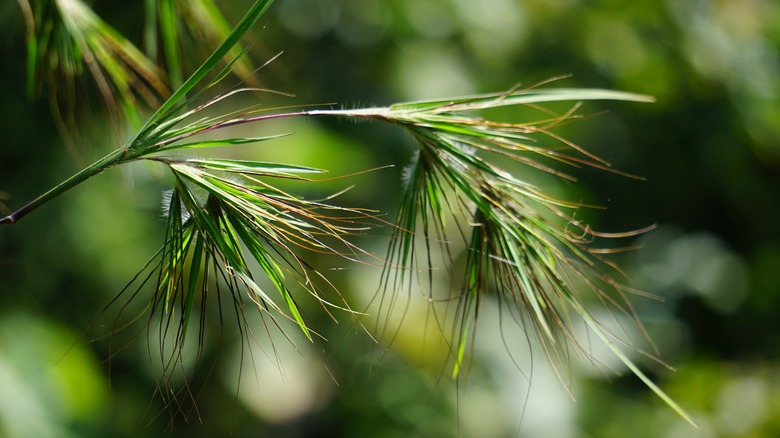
xmin=0 ymin=313 xmax=108 ymax=438
xmin=1 ymin=0 xmax=780 ymax=437
xmin=17 ymin=0 xmax=167 ymax=155
xmin=144 ymin=0 xmax=258 ymax=87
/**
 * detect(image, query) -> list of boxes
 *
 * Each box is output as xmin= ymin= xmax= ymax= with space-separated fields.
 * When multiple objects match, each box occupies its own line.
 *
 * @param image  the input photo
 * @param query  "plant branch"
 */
xmin=1 ymin=148 xmax=131 ymax=225
xmin=0 ymin=109 xmax=321 ymax=227
xmin=0 ymin=85 xmax=646 ymax=226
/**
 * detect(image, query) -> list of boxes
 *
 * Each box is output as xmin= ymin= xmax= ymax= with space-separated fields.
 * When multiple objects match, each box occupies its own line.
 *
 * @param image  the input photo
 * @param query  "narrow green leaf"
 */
xmin=453 ymin=225 xmax=483 ymax=378
xmin=184 ymin=158 xmax=325 ymax=175
xmin=159 ymin=0 xmax=182 ymax=87
xmin=389 ymin=88 xmax=653 ymax=113
xmin=142 ymin=0 xmax=276 ymax=130
xmin=162 ymin=133 xmax=292 ymax=151
xmin=144 ymin=0 xmax=158 ymax=59
xmin=230 ymin=214 xmax=312 ymax=341
xmin=575 ymin=303 xmax=699 ymax=427
xmin=186 ymin=0 xmax=256 ymax=80
xmin=180 ymin=233 xmax=204 ymax=343
xmin=231 ymin=269 xmax=283 ymax=314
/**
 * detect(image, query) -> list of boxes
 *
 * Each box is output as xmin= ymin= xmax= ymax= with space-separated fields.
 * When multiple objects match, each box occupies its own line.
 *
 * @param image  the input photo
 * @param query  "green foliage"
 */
xmin=14 ymin=0 xmax=776 ymax=434
xmin=17 ymin=0 xmax=256 ymax=149
xmin=145 ymin=0 xmax=256 ymax=88
xmin=17 ymin=0 xmax=167 ymax=148
xmin=315 ymin=88 xmax=692 ymax=424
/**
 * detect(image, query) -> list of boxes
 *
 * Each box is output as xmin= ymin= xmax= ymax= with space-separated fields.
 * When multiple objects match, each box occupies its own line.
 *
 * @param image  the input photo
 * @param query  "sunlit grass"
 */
xmin=4 ymin=0 xmax=697 ymax=427
xmin=303 ymin=86 xmax=694 ymax=425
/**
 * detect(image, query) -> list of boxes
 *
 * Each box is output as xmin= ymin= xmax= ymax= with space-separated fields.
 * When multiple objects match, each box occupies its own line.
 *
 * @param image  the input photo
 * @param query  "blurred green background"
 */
xmin=2 ymin=0 xmax=780 ymax=436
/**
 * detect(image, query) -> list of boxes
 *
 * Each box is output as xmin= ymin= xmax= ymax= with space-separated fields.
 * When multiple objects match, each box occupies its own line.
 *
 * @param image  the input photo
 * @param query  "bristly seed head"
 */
xmin=401 ymin=150 xmax=421 ymax=188
xmin=160 ymin=189 xmax=190 ymax=223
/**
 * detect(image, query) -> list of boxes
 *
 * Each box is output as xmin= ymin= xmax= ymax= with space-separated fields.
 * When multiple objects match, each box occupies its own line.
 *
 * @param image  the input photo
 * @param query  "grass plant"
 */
xmin=3 ymin=0 xmax=697 ymax=427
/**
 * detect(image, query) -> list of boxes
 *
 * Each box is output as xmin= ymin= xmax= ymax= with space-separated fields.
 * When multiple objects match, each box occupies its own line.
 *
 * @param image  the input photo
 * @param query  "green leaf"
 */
xmin=390 ymin=88 xmax=654 ymax=113
xmin=158 ymin=0 xmax=182 ymax=87
xmin=182 ymin=158 xmax=326 ymax=176
xmin=180 ymin=234 xmax=204 ymax=343
xmin=141 ymin=0 xmax=276 ymax=130
xmin=230 ymin=213 xmax=313 ymax=341
xmin=161 ymin=133 xmax=292 ymax=151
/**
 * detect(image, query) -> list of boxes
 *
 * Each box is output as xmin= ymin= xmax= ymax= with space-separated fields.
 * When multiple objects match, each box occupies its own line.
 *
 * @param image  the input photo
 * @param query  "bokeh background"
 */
xmin=1 ymin=0 xmax=780 ymax=436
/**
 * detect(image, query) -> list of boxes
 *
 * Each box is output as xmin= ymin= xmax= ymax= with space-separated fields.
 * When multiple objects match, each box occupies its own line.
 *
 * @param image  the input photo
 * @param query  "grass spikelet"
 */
xmin=309 ymin=82 xmax=696 ymax=426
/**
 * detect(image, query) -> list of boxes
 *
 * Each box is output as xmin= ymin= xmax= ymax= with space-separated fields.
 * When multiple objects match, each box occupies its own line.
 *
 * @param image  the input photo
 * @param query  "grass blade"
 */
xmin=142 ymin=0 xmax=276 ymax=129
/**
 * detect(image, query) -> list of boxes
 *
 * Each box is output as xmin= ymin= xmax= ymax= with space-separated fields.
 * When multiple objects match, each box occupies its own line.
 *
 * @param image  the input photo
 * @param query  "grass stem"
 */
xmin=1 ymin=148 xmax=129 ymax=225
